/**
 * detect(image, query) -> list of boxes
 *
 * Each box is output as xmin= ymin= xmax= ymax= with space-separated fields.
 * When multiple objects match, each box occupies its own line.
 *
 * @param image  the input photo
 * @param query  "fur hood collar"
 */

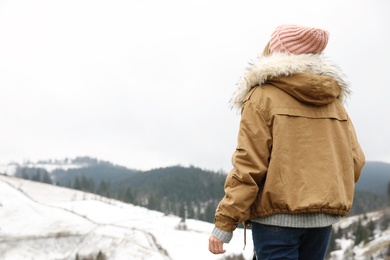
xmin=230 ymin=53 xmax=351 ymax=110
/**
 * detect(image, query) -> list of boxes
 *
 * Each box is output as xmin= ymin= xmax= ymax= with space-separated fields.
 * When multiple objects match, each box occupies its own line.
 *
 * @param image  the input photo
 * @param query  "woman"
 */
xmin=208 ymin=24 xmax=365 ymax=259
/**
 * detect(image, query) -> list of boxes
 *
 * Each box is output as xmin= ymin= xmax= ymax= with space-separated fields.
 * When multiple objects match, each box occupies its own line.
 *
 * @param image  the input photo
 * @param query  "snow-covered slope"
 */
xmin=329 ymin=210 xmax=390 ymax=260
xmin=0 ymin=175 xmax=254 ymax=260
xmin=2 ymin=173 xmax=390 ymax=260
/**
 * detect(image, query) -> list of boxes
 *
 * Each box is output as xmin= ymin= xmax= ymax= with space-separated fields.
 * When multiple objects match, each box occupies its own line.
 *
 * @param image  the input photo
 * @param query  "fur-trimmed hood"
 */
xmin=230 ymin=53 xmax=351 ymax=110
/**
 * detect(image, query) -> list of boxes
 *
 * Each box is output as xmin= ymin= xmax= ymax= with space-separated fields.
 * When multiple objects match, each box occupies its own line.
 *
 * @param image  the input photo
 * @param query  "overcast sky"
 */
xmin=0 ymin=0 xmax=389 ymax=172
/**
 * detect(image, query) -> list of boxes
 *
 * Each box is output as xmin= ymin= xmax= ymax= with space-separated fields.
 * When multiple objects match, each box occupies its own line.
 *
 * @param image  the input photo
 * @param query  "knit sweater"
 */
xmin=212 ymin=213 xmax=341 ymax=243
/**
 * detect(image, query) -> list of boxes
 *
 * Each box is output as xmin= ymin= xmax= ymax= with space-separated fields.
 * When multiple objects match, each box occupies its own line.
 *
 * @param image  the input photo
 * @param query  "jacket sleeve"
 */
xmin=348 ymin=117 xmax=365 ymax=182
xmin=214 ymin=96 xmax=272 ymax=232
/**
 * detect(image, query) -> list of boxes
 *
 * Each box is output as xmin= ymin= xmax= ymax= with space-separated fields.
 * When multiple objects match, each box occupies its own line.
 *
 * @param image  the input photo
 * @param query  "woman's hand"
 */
xmin=208 ymin=235 xmax=226 ymax=254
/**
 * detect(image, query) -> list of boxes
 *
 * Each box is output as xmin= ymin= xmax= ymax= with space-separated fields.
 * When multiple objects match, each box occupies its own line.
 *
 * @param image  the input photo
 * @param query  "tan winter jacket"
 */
xmin=214 ymin=53 xmax=365 ymax=232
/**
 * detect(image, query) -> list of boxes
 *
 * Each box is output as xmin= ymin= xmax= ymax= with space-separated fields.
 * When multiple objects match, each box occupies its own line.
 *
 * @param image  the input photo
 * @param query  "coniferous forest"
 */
xmin=7 ymin=157 xmax=390 ymax=259
xmin=12 ymin=157 xmax=390 ymax=222
xmin=13 ymin=157 xmax=390 ymax=225
xmin=14 ymin=158 xmax=226 ymax=223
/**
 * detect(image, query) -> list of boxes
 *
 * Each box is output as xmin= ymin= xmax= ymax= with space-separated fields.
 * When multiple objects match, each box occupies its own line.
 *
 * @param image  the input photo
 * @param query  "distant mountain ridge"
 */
xmin=4 ymin=156 xmax=389 ymax=193
xmin=2 ymin=163 xmax=390 ymax=259
xmin=2 ymin=157 xmax=390 ymax=219
xmin=355 ymin=161 xmax=390 ymax=196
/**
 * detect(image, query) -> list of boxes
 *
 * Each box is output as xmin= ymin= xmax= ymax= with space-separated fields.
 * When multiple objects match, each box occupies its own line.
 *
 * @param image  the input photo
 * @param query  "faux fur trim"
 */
xmin=229 ymin=53 xmax=351 ymax=110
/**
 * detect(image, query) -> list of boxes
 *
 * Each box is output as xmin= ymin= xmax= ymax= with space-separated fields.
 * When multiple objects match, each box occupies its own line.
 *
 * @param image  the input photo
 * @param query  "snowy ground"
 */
xmin=2 ymin=173 xmax=390 ymax=260
xmin=329 ymin=208 xmax=390 ymax=260
xmin=0 ymin=175 xmax=254 ymax=260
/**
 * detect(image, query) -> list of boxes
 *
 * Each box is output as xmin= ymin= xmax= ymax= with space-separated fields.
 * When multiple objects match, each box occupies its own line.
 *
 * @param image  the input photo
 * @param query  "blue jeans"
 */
xmin=251 ymin=222 xmax=332 ymax=260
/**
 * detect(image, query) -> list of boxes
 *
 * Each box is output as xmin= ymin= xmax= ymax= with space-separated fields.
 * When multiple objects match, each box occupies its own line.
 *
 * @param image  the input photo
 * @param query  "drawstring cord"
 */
xmin=243 ymin=222 xmax=247 ymax=250
xmin=243 ymin=221 xmax=256 ymax=259
xmin=243 ymin=221 xmax=251 ymax=250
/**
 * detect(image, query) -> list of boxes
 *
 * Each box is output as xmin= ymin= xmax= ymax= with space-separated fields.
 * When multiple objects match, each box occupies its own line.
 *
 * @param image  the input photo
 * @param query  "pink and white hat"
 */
xmin=269 ymin=24 xmax=329 ymax=54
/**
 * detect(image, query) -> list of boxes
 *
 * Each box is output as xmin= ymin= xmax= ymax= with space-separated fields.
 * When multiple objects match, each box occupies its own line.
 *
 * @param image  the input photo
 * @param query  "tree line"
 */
xmin=17 ymin=165 xmax=225 ymax=223
xmin=15 ymin=163 xmax=390 ymax=227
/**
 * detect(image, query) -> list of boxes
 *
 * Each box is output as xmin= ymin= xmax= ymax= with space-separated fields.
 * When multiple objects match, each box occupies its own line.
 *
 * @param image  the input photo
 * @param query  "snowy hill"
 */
xmin=0 ymin=175 xmax=254 ymax=260
xmin=2 ymin=162 xmax=390 ymax=260
xmin=329 ymin=210 xmax=390 ymax=260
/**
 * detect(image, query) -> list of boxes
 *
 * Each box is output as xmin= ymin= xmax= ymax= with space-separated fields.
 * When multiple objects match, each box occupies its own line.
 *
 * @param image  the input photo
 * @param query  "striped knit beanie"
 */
xmin=269 ymin=24 xmax=329 ymax=54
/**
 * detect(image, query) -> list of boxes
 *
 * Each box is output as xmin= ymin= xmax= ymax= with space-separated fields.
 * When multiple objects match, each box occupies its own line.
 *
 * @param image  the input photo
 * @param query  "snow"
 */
xmin=3 ymin=172 xmax=390 ymax=259
xmin=25 ymin=162 xmax=88 ymax=172
xmin=0 ymin=161 xmax=87 ymax=175
xmin=0 ymin=175 xmax=254 ymax=260
xmin=0 ymin=164 xmax=17 ymax=176
xmin=328 ymin=209 xmax=390 ymax=260
xmin=352 ymin=229 xmax=390 ymax=260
